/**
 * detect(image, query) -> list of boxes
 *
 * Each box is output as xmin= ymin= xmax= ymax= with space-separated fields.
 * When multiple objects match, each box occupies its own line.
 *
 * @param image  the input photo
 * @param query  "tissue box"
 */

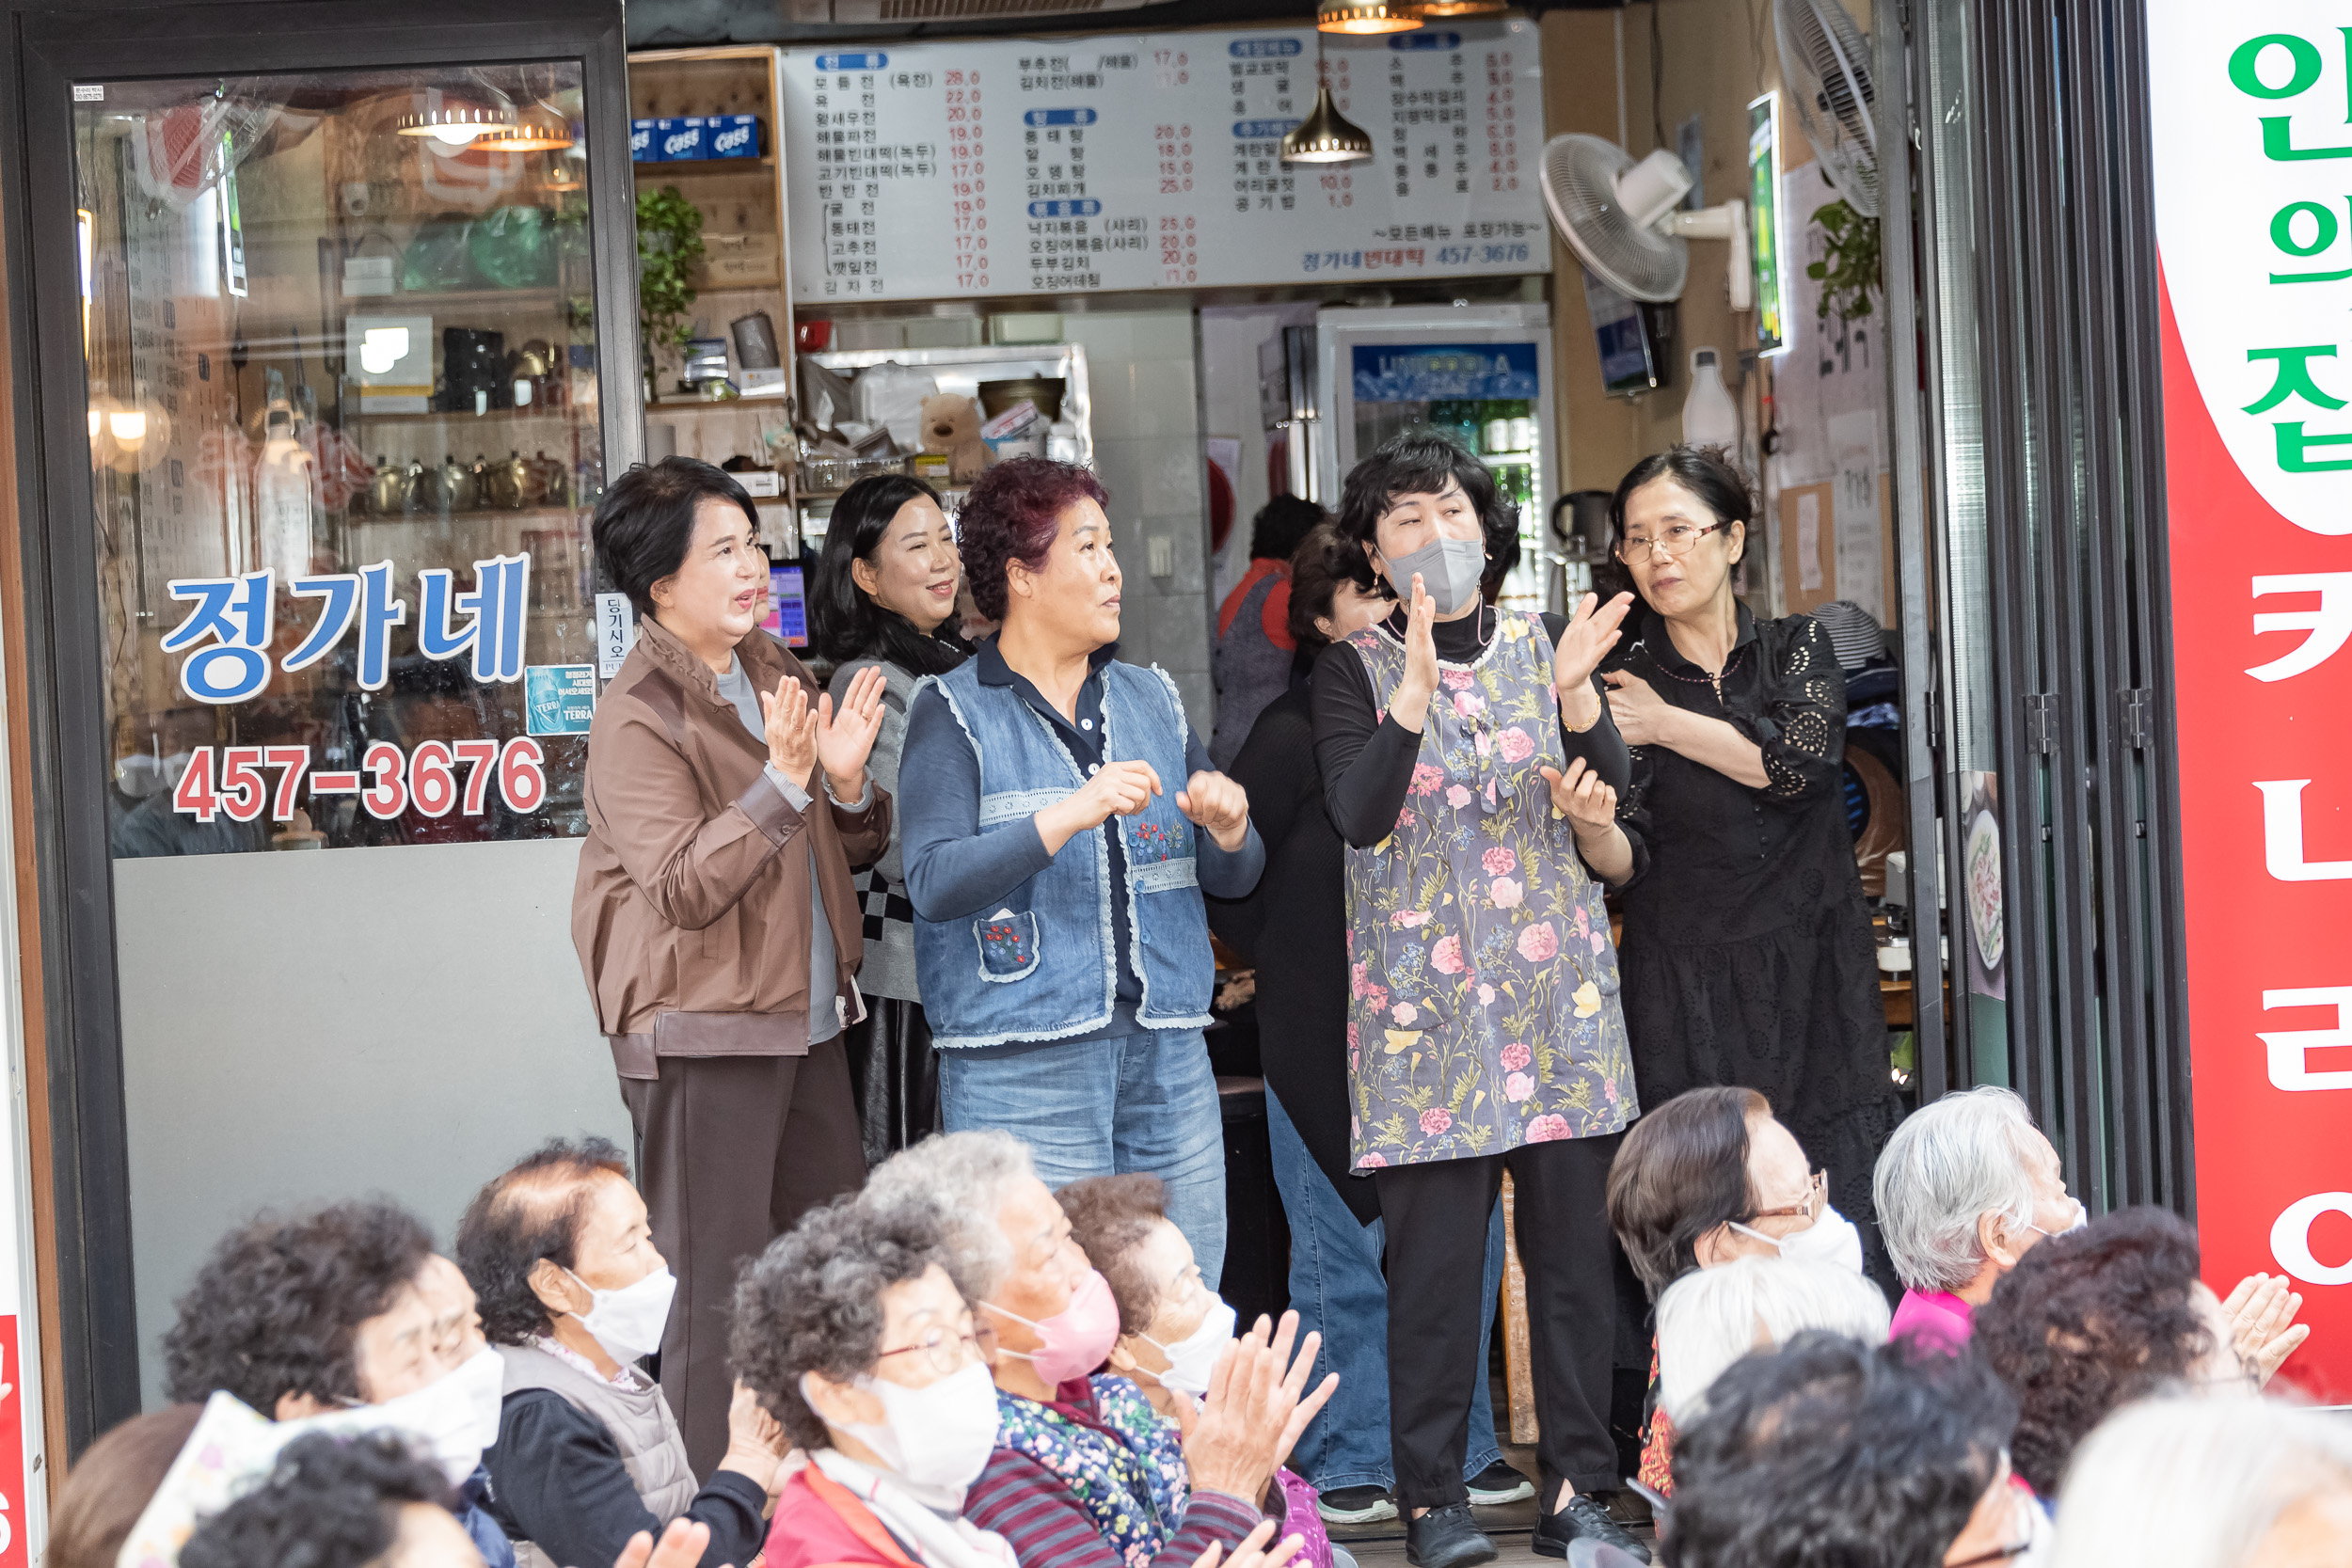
xmin=629 ymin=119 xmax=660 ymax=162
xmin=707 ymin=115 xmax=762 ymax=159
xmin=656 ymin=117 xmax=706 ymax=161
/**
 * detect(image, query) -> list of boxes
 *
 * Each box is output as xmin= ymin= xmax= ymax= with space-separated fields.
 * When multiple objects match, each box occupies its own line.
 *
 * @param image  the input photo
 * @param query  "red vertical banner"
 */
xmin=2148 ymin=4 xmax=2352 ymax=1401
xmin=0 ymin=1316 xmax=26 ymax=1568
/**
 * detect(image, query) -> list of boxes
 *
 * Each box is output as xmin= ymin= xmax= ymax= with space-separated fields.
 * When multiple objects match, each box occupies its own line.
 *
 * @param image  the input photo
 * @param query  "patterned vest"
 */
xmin=1340 ymin=610 xmax=1640 ymax=1169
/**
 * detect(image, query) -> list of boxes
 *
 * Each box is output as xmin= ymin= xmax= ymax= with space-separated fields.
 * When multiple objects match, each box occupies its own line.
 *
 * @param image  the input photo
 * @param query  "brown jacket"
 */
xmin=573 ymin=616 xmax=891 ymax=1079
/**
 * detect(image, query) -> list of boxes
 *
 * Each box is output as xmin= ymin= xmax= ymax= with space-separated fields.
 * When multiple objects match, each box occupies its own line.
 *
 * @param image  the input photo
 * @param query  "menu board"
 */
xmin=776 ymin=21 xmax=1548 ymax=302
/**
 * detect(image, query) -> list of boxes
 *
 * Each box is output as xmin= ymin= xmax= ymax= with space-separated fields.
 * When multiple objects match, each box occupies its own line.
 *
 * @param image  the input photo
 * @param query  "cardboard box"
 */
xmin=707 ymin=115 xmax=762 ymax=159
xmin=629 ymin=119 xmax=660 ymax=162
xmin=656 ymin=117 xmax=706 ymax=161
xmin=693 ymin=230 xmax=782 ymax=288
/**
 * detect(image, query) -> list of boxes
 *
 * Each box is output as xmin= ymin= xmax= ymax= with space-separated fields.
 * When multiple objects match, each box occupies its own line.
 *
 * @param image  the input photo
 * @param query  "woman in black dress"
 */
xmin=1574 ymin=445 xmax=1902 ymax=1288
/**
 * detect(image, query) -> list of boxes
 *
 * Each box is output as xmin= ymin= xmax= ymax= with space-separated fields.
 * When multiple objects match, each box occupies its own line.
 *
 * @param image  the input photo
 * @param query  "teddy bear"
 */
xmin=920 ymin=393 xmax=990 ymax=483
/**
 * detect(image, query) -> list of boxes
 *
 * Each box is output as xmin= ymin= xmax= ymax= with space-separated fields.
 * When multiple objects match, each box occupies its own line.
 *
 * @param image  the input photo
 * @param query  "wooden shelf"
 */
xmin=342 ymin=407 xmax=581 ymax=424
xmin=634 ymin=155 xmax=775 ymax=174
xmin=349 ymin=288 xmax=577 ymax=309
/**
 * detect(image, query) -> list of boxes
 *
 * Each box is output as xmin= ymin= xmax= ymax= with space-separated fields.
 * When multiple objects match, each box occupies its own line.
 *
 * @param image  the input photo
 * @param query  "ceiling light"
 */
xmin=485 ymin=103 xmax=575 ymax=152
xmin=1408 ymin=0 xmax=1508 ymax=14
xmin=1282 ymin=86 xmax=1375 ymax=163
xmin=1318 ymin=0 xmax=1422 ymax=34
xmin=395 ymin=87 xmax=517 ymax=143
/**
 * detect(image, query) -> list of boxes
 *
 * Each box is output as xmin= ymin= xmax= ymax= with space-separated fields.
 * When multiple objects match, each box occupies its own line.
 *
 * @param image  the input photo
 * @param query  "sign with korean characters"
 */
xmin=780 ymin=21 xmax=1547 ymax=302
xmin=2147 ymin=2 xmax=2352 ymax=1400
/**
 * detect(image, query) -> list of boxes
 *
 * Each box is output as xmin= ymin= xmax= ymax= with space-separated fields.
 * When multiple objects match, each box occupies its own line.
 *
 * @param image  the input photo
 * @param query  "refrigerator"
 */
xmin=1312 ymin=304 xmax=1560 ymax=612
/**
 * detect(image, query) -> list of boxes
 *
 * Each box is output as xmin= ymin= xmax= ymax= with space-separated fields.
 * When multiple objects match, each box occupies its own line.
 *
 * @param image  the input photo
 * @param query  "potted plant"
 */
xmin=636 ymin=185 xmax=705 ymax=399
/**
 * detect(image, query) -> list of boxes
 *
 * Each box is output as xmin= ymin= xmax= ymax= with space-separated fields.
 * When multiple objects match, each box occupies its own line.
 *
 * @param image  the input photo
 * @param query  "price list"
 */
xmin=780 ymin=20 xmax=1546 ymax=303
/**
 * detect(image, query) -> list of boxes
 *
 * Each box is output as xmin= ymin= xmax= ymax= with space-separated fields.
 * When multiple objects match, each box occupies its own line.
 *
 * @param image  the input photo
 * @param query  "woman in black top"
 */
xmin=1578 ymin=445 xmax=1902 ymax=1289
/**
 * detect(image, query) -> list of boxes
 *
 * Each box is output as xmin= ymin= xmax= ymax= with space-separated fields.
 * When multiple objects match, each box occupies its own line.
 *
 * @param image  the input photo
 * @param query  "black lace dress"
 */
xmin=1603 ymin=604 xmax=1902 ymax=1287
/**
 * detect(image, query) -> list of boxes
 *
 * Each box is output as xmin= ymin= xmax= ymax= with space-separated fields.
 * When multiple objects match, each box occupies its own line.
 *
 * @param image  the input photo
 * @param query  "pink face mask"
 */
xmin=985 ymin=1268 xmax=1121 ymax=1386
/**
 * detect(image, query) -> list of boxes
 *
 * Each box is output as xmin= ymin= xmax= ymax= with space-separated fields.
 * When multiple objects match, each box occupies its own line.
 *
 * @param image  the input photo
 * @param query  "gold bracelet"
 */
xmin=1560 ymin=687 xmax=1600 ymax=734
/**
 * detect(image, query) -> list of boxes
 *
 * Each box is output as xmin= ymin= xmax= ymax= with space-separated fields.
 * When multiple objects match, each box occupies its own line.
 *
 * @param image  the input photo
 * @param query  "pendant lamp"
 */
xmin=1316 ymin=0 xmax=1422 ymax=35
xmin=395 ymin=84 xmax=518 ymax=146
xmin=1408 ymin=0 xmax=1509 ymax=14
xmin=485 ymin=103 xmax=576 ymax=151
xmin=1281 ymin=84 xmax=1375 ymax=164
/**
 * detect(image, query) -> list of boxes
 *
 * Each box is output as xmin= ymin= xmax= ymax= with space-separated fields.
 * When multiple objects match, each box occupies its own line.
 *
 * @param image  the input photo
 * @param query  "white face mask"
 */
xmin=2026 ymin=1198 xmax=2087 ymax=1239
xmin=806 ymin=1360 xmax=1002 ymax=1495
xmin=358 ymin=1344 xmax=507 ymax=1486
xmin=1143 ymin=1296 xmax=1237 ymax=1398
xmin=567 ymin=1264 xmax=677 ymax=1364
xmin=1732 ymin=1206 xmax=1866 ymax=1275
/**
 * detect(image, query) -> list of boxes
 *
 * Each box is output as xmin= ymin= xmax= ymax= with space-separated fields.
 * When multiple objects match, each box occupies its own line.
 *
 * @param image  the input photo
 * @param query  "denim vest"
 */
xmin=914 ymin=658 xmax=1215 ymax=1050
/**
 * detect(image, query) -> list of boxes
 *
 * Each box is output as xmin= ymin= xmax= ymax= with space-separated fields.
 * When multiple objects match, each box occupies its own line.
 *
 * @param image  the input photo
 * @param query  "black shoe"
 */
xmin=1465 ymin=1460 xmax=1535 ymax=1506
xmin=1533 ymin=1495 xmax=1653 ymax=1564
xmin=1318 ymin=1484 xmax=1399 ymax=1525
xmin=1406 ymin=1503 xmax=1500 ymax=1568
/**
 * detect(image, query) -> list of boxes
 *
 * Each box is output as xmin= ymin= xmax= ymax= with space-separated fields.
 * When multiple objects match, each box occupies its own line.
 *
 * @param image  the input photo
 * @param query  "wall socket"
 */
xmin=1148 ymin=534 xmax=1175 ymax=578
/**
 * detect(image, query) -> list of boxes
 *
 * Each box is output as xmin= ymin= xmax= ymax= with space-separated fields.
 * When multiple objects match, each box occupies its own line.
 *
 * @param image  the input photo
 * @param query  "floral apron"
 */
xmin=1342 ymin=610 xmax=1640 ymax=1169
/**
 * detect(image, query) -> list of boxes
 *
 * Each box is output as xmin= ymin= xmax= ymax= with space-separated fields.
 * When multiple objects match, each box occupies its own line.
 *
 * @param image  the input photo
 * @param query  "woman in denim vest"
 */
xmin=898 ymin=457 xmax=1264 ymax=1282
xmin=1311 ymin=434 xmax=1646 ymax=1568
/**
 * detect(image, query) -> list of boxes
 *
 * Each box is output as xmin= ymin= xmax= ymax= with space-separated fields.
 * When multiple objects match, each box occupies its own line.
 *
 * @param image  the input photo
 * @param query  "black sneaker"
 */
xmin=1465 ymin=1460 xmax=1535 ymax=1506
xmin=1533 ymin=1495 xmax=1653 ymax=1564
xmin=1405 ymin=1503 xmax=1501 ymax=1568
xmin=1318 ymin=1484 xmax=1399 ymax=1526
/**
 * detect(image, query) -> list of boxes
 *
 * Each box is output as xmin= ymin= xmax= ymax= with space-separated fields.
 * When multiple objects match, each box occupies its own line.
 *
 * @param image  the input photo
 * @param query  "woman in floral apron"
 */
xmin=1309 ymin=435 xmax=1648 ymax=1568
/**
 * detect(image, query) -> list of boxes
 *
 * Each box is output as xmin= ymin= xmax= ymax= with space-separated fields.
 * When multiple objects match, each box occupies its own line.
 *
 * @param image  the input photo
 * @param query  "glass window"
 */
xmin=77 ymin=65 xmax=604 ymax=856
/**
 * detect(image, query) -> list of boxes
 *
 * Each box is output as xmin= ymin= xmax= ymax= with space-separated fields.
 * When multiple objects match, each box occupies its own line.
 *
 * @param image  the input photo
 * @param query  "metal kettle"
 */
xmin=368 ymin=455 xmax=413 ymax=515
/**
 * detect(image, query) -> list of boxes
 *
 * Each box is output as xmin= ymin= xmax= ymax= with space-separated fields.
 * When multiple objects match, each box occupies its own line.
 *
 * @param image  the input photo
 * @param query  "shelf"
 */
xmin=645 ymin=397 xmax=790 ymax=411
xmin=344 ymin=288 xmax=576 ymax=309
xmin=634 ymin=156 xmax=775 ymax=174
xmin=342 ymin=407 xmax=582 ymax=424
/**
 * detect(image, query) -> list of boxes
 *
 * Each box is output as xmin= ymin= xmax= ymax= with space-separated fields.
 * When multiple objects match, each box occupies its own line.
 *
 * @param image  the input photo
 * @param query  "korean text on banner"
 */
xmin=2147 ymin=0 xmax=2352 ymax=1400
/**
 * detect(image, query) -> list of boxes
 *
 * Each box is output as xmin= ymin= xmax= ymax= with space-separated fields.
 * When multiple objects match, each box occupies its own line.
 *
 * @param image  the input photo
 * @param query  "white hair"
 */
xmin=1654 ymin=1255 xmax=1894 ymax=1424
xmin=1873 ymin=1085 xmax=2042 ymax=1294
xmin=861 ymin=1129 xmax=1037 ymax=1303
xmin=2049 ymin=1394 xmax=2352 ymax=1568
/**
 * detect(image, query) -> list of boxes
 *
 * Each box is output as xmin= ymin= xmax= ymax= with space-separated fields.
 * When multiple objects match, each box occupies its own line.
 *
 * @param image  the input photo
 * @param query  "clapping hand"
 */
xmin=1552 ymin=592 xmax=1634 ymax=729
xmin=1601 ymin=669 xmax=1672 ymax=748
xmin=1177 ymin=770 xmax=1251 ymax=851
xmin=2223 ymin=1273 xmax=2310 ymax=1385
xmin=1540 ymin=757 xmax=1618 ymax=837
xmin=815 ymin=664 xmax=887 ymax=800
xmin=1190 ymin=1519 xmax=1308 ymax=1568
xmin=604 ymin=1518 xmax=722 ymax=1568
xmin=1390 ymin=574 xmax=1441 ymax=732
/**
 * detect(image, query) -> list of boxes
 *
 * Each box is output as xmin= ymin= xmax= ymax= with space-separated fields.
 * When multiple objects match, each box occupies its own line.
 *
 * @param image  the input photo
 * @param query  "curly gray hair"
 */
xmin=862 ymin=1130 xmax=1038 ymax=1305
xmin=1872 ymin=1085 xmax=2042 ymax=1294
xmin=728 ymin=1196 xmax=951 ymax=1451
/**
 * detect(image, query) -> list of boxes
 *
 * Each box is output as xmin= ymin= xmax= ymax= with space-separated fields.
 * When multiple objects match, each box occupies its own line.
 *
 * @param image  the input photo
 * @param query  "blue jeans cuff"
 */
xmin=1311 ymin=1468 xmax=1395 ymax=1494
xmin=1463 ymin=1446 xmax=1504 ymax=1480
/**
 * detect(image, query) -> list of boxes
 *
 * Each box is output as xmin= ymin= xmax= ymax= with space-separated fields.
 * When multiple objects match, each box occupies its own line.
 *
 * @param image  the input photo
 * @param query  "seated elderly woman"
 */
xmin=1652 ymin=1255 xmax=1891 ymax=1429
xmin=161 ymin=1200 xmax=516 ymax=1567
xmin=454 ymin=1138 xmax=786 ymax=1568
xmin=1667 ymin=1332 xmax=2033 ymax=1568
xmin=1973 ymin=1206 xmax=2306 ymax=1499
xmin=1871 ymin=1086 xmax=2086 ymax=1351
xmin=866 ymin=1130 xmax=1336 ymax=1568
xmin=1604 ymin=1086 xmax=1868 ymax=1496
xmin=2050 ymin=1394 xmax=2352 ymax=1568
xmin=732 ymin=1195 xmax=1021 ymax=1568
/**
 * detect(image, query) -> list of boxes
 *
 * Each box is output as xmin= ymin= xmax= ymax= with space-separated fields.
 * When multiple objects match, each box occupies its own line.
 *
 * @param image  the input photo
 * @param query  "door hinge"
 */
xmin=2026 ymin=692 xmax=2058 ymax=754
xmin=2122 ymin=688 xmax=2155 ymax=750
xmin=1925 ymin=685 xmax=1944 ymax=754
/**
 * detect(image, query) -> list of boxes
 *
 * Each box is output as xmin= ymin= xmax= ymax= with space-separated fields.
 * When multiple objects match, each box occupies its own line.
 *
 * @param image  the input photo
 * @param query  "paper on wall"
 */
xmin=1797 ymin=490 xmax=1824 ymax=592
xmin=1830 ymin=409 xmax=1883 ymax=622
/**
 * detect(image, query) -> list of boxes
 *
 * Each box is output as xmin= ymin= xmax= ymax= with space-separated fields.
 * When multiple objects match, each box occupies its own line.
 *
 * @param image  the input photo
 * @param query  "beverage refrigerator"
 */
xmin=1311 ymin=303 xmax=1560 ymax=612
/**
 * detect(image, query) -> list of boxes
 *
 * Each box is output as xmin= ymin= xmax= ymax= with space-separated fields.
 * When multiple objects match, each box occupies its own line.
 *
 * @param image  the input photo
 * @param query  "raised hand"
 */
xmin=814 ymin=663 xmax=888 ymax=799
xmin=603 ymin=1518 xmax=721 ymax=1568
xmin=1540 ymin=757 xmax=1618 ymax=836
xmin=759 ymin=676 xmax=818 ymax=792
xmin=1176 ymin=769 xmax=1251 ymax=851
xmin=718 ymin=1380 xmax=789 ymax=1493
xmin=1553 ymin=591 xmax=1634 ymax=729
xmin=1390 ymin=574 xmax=1441 ymax=733
xmin=2222 ymin=1272 xmax=2310 ymax=1385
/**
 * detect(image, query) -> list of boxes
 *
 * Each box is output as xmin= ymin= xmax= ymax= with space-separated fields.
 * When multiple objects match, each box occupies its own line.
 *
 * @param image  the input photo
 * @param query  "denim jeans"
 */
xmin=1265 ymin=1087 xmax=1504 ymax=1494
xmin=940 ymin=1027 xmax=1227 ymax=1285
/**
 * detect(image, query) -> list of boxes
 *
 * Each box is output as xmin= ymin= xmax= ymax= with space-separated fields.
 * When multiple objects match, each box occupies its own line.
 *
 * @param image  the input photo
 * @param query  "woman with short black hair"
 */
xmin=575 ymin=454 xmax=890 ymax=1475
xmin=1309 ymin=432 xmax=1645 ymax=1567
xmin=1581 ymin=443 xmax=1904 ymax=1290
xmin=809 ymin=474 xmax=972 ymax=1164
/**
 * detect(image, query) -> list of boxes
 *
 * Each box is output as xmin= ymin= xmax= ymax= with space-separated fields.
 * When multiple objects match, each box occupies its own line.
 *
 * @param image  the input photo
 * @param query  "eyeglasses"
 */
xmin=1743 ymin=1169 xmax=1829 ymax=1228
xmin=874 ymin=1324 xmax=982 ymax=1377
xmin=1616 ymin=520 xmax=1727 ymax=566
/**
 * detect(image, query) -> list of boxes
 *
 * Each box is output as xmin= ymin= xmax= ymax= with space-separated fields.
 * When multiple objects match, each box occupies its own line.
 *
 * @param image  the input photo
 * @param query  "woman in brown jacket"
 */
xmin=573 ymin=456 xmax=889 ymax=1476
